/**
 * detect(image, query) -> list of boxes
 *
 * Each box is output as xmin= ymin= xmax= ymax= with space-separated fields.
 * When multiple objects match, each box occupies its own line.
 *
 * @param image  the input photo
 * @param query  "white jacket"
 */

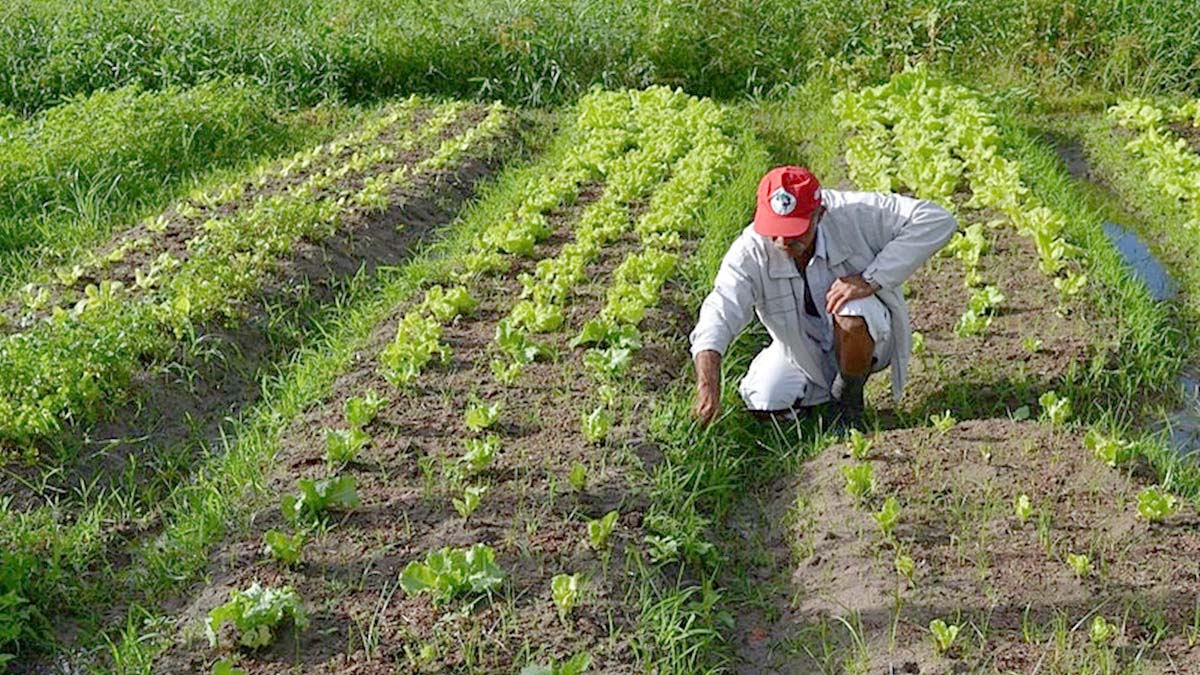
xmin=689 ymin=189 xmax=958 ymax=401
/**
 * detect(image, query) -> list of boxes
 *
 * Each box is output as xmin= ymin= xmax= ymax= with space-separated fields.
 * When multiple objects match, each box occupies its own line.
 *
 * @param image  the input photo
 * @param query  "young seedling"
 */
xmin=1013 ymin=493 xmax=1034 ymax=524
xmin=551 ymin=573 xmax=583 ymax=616
xmin=324 ymin=427 xmax=370 ymax=467
xmin=847 ymin=428 xmax=873 ymax=459
xmin=929 ymin=618 xmax=960 ymax=655
xmin=841 ymin=463 xmax=875 ymax=501
xmin=1084 ymin=428 xmax=1128 ymax=468
xmin=1136 ymin=486 xmax=1178 ymax=523
xmin=583 ymin=347 xmax=632 ymax=380
xmin=568 ymin=462 xmax=588 ymax=492
xmin=1021 ymin=336 xmax=1044 ymax=354
xmin=1067 ymin=552 xmax=1092 ymax=578
xmin=587 ymin=511 xmax=620 ymax=550
xmin=1038 ymin=390 xmax=1071 ymax=427
xmin=453 ymin=485 xmax=488 ymax=521
xmin=930 ymin=410 xmax=956 ymax=434
xmin=894 ymin=553 xmax=916 ymax=583
xmin=211 ymin=660 xmax=247 ymax=675
xmin=582 ymin=407 xmax=613 ymax=444
xmin=206 ymin=582 xmax=309 ymax=648
xmin=281 ymin=476 xmax=361 ymax=525
xmin=520 ymin=652 xmax=592 ymax=675
xmin=490 ymin=358 xmax=523 ymax=385
xmin=465 ymin=399 xmax=502 ymax=433
xmin=873 ymin=496 xmax=900 ymax=540
xmin=1089 ymin=615 xmax=1117 ymax=645
xmin=912 ymin=330 xmax=925 ymax=356
xmin=460 ymin=435 xmax=501 ymax=476
xmin=262 ymin=530 xmax=306 ymax=566
xmin=345 ymin=390 xmax=388 ymax=429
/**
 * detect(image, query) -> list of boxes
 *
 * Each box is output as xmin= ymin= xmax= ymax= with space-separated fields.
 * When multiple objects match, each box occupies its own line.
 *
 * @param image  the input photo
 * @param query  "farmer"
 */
xmin=690 ymin=166 xmax=957 ymax=428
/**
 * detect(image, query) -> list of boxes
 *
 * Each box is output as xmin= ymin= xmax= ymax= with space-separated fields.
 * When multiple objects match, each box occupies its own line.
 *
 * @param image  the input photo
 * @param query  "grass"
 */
xmin=2 ymin=1 xmax=1200 ymax=114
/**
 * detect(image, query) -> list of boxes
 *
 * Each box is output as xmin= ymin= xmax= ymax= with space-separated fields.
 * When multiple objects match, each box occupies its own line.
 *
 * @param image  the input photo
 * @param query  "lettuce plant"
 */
xmin=551 ymin=574 xmax=583 ymax=615
xmin=324 ymin=428 xmax=369 ymax=467
xmin=399 ymin=544 xmax=504 ymax=605
xmin=520 ymin=652 xmax=591 ymax=675
xmin=587 ymin=511 xmax=619 ymax=550
xmin=582 ymin=406 xmax=613 ymax=444
xmin=281 ymin=475 xmax=361 ymax=524
xmin=841 ymin=463 xmax=875 ymax=501
xmin=929 ymin=619 xmax=960 ymax=655
xmin=1136 ymin=487 xmax=1178 ymax=523
xmin=345 ymin=390 xmax=388 ymax=429
xmin=262 ymin=530 xmax=306 ymax=566
xmin=206 ymin=582 xmax=309 ymax=648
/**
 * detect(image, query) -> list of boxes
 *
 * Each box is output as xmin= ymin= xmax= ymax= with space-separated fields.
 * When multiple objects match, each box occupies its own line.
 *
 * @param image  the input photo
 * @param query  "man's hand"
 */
xmin=826 ymin=273 xmax=875 ymax=314
xmin=693 ymin=350 xmax=722 ymax=427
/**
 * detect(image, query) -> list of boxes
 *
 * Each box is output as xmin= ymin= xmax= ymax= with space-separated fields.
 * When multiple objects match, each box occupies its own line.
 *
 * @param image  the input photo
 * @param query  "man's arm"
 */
xmin=689 ymin=234 xmax=759 ymax=426
xmin=693 ymin=350 xmax=722 ymax=426
xmin=858 ymin=193 xmax=959 ymax=290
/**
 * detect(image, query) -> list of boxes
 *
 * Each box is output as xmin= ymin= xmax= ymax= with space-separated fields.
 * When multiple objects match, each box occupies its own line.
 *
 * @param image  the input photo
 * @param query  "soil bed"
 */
xmin=150 ymin=191 xmax=694 ymax=673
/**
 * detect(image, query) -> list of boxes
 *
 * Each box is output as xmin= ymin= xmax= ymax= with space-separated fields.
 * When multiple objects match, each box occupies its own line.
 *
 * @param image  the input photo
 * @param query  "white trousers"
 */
xmin=738 ymin=296 xmax=894 ymax=411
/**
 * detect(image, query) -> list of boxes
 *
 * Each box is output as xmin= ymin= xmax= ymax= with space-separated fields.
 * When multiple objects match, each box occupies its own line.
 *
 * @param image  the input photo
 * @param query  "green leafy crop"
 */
xmin=587 ymin=511 xmax=619 ymax=550
xmin=873 ymin=496 xmax=900 ymax=539
xmin=324 ymin=428 xmax=369 ymax=467
xmin=464 ymin=400 xmax=502 ymax=433
xmin=582 ymin=406 xmax=613 ymax=444
xmin=281 ymin=475 xmax=361 ymax=524
xmin=262 ymin=530 xmax=306 ymax=566
xmin=1136 ymin=487 xmax=1178 ymax=523
xmin=345 ymin=390 xmax=388 ymax=429
xmin=520 ymin=652 xmax=592 ymax=675
xmin=551 ymin=573 xmax=583 ymax=615
xmin=399 ymin=544 xmax=504 ymax=605
xmin=840 ymin=463 xmax=875 ymax=501
xmin=206 ymin=582 xmax=309 ymax=649
xmin=929 ymin=618 xmax=960 ymax=655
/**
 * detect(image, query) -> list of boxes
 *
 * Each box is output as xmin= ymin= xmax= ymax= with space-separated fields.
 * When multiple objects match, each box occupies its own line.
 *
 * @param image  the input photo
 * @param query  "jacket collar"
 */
xmin=763 ymin=224 xmax=852 ymax=279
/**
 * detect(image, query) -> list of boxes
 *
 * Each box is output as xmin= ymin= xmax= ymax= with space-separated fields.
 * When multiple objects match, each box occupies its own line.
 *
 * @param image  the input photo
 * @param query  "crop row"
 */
xmin=1107 ymin=97 xmax=1200 ymax=230
xmin=0 ymin=99 xmax=510 ymax=451
xmin=833 ymin=68 xmax=1088 ymax=333
xmin=169 ymin=87 xmax=740 ymax=673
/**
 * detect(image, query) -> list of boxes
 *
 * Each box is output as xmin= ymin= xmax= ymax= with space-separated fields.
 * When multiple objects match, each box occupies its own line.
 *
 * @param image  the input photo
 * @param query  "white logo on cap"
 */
xmin=769 ymin=186 xmax=796 ymax=216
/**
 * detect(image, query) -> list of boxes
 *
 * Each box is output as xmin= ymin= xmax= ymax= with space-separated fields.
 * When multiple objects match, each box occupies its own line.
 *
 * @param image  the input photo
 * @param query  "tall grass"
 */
xmin=2 ymin=0 xmax=1198 ymax=114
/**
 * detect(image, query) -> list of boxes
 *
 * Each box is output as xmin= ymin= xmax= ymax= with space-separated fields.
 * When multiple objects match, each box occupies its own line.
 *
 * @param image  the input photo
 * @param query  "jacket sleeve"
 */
xmin=860 ymin=194 xmax=958 ymax=290
xmin=689 ymin=234 xmax=760 ymax=357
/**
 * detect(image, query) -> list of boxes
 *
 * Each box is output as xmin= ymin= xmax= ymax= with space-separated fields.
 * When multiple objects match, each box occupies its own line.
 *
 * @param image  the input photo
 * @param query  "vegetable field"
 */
xmin=3 ymin=6 xmax=1200 ymax=675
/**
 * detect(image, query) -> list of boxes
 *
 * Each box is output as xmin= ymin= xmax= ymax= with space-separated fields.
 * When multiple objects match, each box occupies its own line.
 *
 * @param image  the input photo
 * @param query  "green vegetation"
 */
xmin=4 ymin=0 xmax=1200 ymax=115
xmin=205 ymin=583 xmax=308 ymax=649
xmin=398 ymin=544 xmax=505 ymax=604
xmin=6 ymin=7 xmax=1200 ymax=672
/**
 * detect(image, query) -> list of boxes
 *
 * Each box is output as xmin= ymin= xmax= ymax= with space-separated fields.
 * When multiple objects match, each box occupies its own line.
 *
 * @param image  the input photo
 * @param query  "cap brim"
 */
xmin=753 ymin=208 xmax=813 ymax=237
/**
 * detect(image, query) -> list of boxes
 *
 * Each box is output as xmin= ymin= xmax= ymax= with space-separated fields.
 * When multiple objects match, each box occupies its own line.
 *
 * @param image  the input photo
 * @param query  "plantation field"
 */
xmin=3 ymin=6 xmax=1200 ymax=675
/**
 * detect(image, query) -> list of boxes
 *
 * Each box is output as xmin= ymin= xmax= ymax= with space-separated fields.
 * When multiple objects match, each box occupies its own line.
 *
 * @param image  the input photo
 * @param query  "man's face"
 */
xmin=771 ymin=207 xmax=821 ymax=260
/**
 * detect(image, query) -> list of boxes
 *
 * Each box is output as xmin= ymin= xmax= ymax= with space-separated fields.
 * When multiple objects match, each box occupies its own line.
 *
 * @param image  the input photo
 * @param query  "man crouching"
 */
xmin=690 ymin=166 xmax=957 ymax=429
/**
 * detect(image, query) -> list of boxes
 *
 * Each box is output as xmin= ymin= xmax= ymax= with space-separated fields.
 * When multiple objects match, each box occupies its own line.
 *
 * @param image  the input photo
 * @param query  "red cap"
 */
xmin=753 ymin=166 xmax=822 ymax=238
